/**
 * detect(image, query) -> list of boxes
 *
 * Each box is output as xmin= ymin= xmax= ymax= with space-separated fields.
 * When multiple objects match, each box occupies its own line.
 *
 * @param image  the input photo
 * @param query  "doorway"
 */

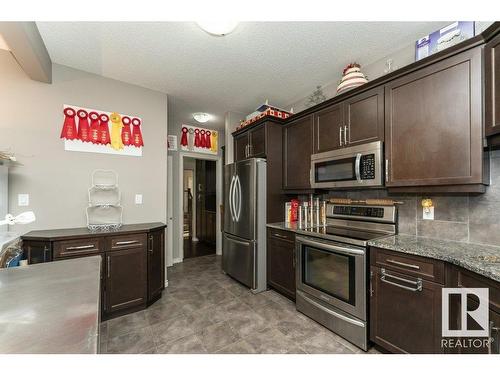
xmin=183 ymin=157 xmax=217 ymax=259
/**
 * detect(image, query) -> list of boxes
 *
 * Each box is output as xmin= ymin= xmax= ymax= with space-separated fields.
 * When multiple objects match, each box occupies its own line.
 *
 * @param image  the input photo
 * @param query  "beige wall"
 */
xmin=0 ymin=50 xmax=168 ymax=234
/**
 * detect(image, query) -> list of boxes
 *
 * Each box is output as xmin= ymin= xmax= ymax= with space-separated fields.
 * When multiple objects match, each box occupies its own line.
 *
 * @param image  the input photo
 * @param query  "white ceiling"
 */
xmin=36 ymin=22 xmax=448 ymax=130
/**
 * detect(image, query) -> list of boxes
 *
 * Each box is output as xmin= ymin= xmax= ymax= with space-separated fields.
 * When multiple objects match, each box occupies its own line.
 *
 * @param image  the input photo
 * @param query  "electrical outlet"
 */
xmin=135 ymin=194 xmax=143 ymax=205
xmin=423 ymin=206 xmax=434 ymax=220
xmin=18 ymin=194 xmax=29 ymax=206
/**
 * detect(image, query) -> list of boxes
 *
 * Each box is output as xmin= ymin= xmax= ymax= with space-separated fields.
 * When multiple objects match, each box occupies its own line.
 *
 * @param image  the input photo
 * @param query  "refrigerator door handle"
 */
xmin=235 ymin=175 xmax=242 ymax=222
xmin=231 ymin=174 xmax=238 ymax=222
xmin=228 ymin=175 xmax=236 ymax=222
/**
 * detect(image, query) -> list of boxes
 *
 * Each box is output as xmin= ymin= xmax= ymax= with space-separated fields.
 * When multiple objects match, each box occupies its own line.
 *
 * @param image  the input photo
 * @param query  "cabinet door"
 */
xmin=485 ymin=33 xmax=500 ymax=137
xmin=283 ymin=115 xmax=313 ymax=190
xmin=370 ymin=266 xmax=442 ymax=353
xmin=249 ymin=124 xmax=266 ymax=158
xmin=234 ymin=133 xmax=249 ymax=162
xmin=23 ymin=240 xmax=52 ymax=264
xmin=105 ymin=247 xmax=147 ymax=314
xmin=313 ymin=103 xmax=344 ymax=153
xmin=147 ymin=230 xmax=165 ymax=303
xmin=267 ymin=234 xmax=296 ymax=300
xmin=345 ymin=87 xmax=384 ymax=146
xmin=385 ymin=47 xmax=483 ymax=187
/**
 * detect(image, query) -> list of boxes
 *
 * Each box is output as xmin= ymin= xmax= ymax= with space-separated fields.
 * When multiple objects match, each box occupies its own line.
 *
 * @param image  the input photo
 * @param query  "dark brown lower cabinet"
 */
xmin=21 ymin=223 xmax=166 ymax=321
xmin=105 ymin=246 xmax=147 ymax=316
xmin=267 ymin=229 xmax=296 ymax=300
xmin=147 ymin=229 xmax=165 ymax=304
xmin=369 ymin=266 xmax=443 ymax=353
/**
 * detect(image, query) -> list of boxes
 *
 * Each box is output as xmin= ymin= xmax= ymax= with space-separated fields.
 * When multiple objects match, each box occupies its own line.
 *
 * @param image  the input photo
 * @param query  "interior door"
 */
xmin=195 ymin=159 xmax=206 ymax=241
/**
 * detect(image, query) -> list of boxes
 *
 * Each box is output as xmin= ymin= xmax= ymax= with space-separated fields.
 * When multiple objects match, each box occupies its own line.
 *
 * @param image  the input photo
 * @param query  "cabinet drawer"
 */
xmin=108 ymin=233 xmax=147 ymax=251
xmin=267 ymin=228 xmax=295 ymax=243
xmin=53 ymin=238 xmax=103 ymax=259
xmin=457 ymin=268 xmax=500 ymax=312
xmin=371 ymin=247 xmax=444 ymax=284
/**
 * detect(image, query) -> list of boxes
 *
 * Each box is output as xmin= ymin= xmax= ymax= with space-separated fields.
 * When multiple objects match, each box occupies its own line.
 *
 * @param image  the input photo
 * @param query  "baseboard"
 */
xmin=173 ymin=257 xmax=183 ymax=264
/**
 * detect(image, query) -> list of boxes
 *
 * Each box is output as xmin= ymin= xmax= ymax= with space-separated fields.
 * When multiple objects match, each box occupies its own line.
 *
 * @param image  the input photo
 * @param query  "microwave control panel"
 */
xmin=360 ymin=154 xmax=375 ymax=179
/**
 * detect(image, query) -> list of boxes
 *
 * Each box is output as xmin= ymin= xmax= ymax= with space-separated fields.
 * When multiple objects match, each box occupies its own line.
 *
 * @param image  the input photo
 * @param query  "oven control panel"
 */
xmin=333 ymin=205 xmax=385 ymax=218
xmin=360 ymin=154 xmax=375 ymax=180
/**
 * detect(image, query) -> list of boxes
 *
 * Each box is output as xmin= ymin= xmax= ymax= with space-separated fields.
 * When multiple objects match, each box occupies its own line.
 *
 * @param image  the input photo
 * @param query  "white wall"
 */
xmin=0 ymin=50 xmax=169 ymax=233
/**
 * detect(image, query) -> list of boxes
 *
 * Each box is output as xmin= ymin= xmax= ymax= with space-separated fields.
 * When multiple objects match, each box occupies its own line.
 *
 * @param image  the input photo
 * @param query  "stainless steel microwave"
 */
xmin=310 ymin=141 xmax=383 ymax=189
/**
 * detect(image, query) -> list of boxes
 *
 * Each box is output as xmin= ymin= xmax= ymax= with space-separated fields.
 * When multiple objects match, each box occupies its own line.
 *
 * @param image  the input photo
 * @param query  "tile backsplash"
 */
xmin=324 ymin=149 xmax=500 ymax=247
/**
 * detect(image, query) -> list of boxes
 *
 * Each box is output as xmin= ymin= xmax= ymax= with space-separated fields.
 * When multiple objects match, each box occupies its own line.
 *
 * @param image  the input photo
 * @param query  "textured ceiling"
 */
xmin=37 ymin=22 xmax=448 ymax=130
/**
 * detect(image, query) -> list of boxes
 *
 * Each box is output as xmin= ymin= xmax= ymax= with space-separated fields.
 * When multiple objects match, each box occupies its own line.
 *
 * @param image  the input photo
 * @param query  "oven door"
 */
xmin=296 ymin=235 xmax=366 ymax=319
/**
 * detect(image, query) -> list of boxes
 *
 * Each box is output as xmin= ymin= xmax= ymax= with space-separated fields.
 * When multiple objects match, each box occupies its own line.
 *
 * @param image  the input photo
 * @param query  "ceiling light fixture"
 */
xmin=196 ymin=21 xmax=238 ymax=36
xmin=193 ymin=112 xmax=212 ymax=123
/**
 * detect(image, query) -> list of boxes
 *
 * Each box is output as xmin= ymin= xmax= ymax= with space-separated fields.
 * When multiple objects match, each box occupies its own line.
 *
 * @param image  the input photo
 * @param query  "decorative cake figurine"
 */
xmin=336 ymin=63 xmax=368 ymax=94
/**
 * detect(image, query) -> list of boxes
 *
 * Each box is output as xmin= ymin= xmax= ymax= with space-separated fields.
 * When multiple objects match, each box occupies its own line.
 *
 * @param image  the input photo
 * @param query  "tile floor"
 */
xmin=99 ymin=254 xmax=380 ymax=354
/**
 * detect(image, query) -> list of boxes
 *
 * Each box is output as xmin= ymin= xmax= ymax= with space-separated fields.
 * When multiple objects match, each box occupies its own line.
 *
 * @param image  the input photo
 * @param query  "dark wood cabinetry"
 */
xmin=105 ymin=245 xmax=147 ymax=315
xmin=312 ymin=87 xmax=383 ymax=154
xmin=385 ymin=47 xmax=487 ymax=192
xmin=233 ymin=123 xmax=270 ymax=161
xmin=344 ymin=87 xmax=384 ymax=146
xmin=370 ymin=264 xmax=443 ymax=354
xmin=283 ymin=115 xmax=313 ymax=190
xmin=147 ymin=229 xmax=165 ymax=304
xmin=22 ymin=223 xmax=166 ymax=320
xmin=370 ymin=246 xmax=500 ymax=354
xmin=313 ymin=103 xmax=343 ymax=153
xmin=267 ymin=228 xmax=296 ymax=300
xmin=485 ymin=33 xmax=500 ymax=139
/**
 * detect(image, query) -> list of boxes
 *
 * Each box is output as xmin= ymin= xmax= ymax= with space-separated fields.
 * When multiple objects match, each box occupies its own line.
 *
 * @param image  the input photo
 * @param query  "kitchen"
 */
xmin=0 ymin=3 xmax=499 ymax=374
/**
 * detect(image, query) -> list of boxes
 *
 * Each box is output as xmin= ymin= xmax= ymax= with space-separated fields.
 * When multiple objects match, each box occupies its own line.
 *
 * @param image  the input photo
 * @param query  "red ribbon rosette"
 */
xmin=99 ymin=114 xmax=111 ymax=145
xmin=121 ymin=116 xmax=132 ymax=146
xmin=194 ymin=129 xmax=201 ymax=147
xmin=60 ymin=107 xmax=78 ymax=140
xmin=206 ymin=130 xmax=212 ymax=149
xmin=89 ymin=112 xmax=100 ymax=143
xmin=200 ymin=130 xmax=206 ymax=148
xmin=180 ymin=127 xmax=188 ymax=147
xmin=77 ymin=109 xmax=90 ymax=142
xmin=131 ymin=118 xmax=144 ymax=147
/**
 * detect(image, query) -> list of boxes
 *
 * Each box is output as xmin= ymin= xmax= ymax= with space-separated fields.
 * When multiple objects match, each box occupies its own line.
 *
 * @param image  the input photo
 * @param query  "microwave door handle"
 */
xmin=355 ymin=153 xmax=362 ymax=183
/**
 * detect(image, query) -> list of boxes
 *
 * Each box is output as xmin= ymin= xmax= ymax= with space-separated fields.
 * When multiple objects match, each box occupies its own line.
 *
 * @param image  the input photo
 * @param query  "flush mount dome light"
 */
xmin=196 ymin=21 xmax=238 ymax=36
xmin=193 ymin=112 xmax=212 ymax=123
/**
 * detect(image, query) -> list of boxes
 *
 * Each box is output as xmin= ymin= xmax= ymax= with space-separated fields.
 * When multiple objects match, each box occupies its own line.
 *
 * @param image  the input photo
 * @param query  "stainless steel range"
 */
xmin=295 ymin=203 xmax=397 ymax=351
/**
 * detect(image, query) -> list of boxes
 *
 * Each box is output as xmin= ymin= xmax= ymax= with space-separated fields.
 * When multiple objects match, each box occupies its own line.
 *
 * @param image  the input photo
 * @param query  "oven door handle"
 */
xmin=355 ymin=153 xmax=362 ymax=183
xmin=296 ymin=236 xmax=365 ymax=256
xmin=297 ymin=290 xmax=365 ymax=328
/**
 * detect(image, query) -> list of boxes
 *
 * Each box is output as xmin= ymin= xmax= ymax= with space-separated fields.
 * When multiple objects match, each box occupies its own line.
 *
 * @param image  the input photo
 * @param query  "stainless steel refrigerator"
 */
xmin=223 ymin=158 xmax=266 ymax=293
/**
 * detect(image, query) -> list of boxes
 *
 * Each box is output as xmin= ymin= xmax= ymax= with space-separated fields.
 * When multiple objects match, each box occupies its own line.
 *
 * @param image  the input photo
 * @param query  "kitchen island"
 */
xmin=0 ymin=256 xmax=101 ymax=354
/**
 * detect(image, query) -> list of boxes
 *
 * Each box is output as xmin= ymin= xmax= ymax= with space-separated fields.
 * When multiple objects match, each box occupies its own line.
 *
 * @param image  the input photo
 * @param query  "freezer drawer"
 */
xmin=223 ymin=233 xmax=255 ymax=289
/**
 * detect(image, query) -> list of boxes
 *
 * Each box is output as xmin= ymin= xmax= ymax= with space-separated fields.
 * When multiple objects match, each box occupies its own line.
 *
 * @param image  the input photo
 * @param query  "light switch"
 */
xmin=422 ymin=206 xmax=434 ymax=220
xmin=135 ymin=194 xmax=143 ymax=205
xmin=18 ymin=194 xmax=29 ymax=206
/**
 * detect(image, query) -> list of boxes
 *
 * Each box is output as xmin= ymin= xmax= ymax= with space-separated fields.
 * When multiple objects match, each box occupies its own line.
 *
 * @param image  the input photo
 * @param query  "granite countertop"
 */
xmin=368 ymin=234 xmax=500 ymax=283
xmin=0 ymin=256 xmax=101 ymax=353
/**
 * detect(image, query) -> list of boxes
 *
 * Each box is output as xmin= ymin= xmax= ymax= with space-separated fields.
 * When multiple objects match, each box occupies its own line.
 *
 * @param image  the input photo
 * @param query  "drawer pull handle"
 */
xmin=386 ymin=259 xmax=420 ymax=270
xmin=380 ymin=268 xmax=422 ymax=292
xmin=115 ymin=240 xmax=140 ymax=246
xmin=273 ymin=233 xmax=289 ymax=239
xmin=66 ymin=245 xmax=95 ymax=250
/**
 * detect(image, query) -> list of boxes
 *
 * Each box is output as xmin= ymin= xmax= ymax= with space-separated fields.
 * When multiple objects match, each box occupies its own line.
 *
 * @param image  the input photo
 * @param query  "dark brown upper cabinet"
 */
xmin=384 ymin=46 xmax=487 ymax=192
xmin=485 ymin=33 xmax=500 ymax=139
xmin=283 ymin=115 xmax=313 ymax=190
xmin=313 ymin=103 xmax=344 ymax=153
xmin=313 ymin=87 xmax=383 ymax=154
xmin=344 ymin=87 xmax=384 ymax=146
xmin=233 ymin=123 xmax=267 ymax=161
